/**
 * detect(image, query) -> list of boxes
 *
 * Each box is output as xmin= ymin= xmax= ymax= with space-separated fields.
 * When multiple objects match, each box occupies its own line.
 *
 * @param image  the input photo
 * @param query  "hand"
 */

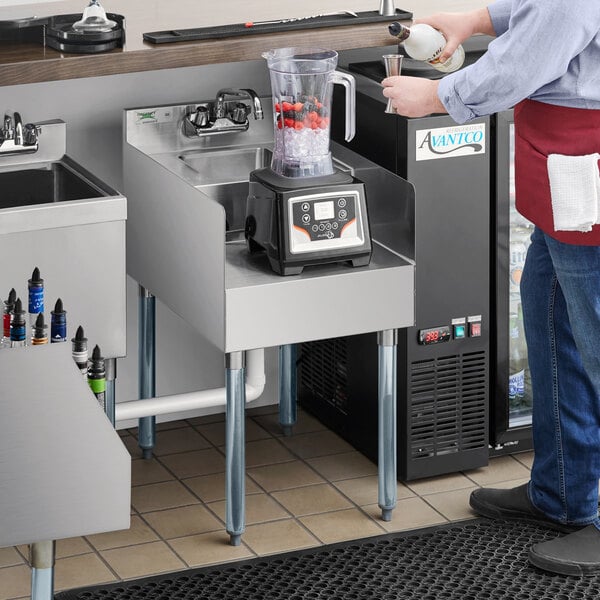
xmin=381 ymin=76 xmax=446 ymax=118
xmin=415 ymin=9 xmax=494 ymax=63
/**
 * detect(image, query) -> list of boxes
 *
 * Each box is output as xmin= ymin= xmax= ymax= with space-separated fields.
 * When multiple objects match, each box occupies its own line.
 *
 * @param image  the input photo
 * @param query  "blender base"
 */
xmin=245 ymin=168 xmax=372 ymax=276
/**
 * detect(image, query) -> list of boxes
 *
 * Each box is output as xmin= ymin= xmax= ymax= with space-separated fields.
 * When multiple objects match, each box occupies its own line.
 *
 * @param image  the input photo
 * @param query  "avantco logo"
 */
xmin=415 ymin=123 xmax=486 ymax=161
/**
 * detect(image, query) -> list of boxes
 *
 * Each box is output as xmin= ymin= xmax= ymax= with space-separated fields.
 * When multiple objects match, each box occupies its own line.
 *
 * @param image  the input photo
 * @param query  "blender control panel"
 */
xmin=288 ymin=190 xmax=365 ymax=254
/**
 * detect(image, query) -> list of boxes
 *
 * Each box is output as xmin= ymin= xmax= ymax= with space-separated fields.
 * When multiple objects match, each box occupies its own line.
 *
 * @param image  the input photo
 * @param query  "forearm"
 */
xmin=470 ymin=8 xmax=496 ymax=36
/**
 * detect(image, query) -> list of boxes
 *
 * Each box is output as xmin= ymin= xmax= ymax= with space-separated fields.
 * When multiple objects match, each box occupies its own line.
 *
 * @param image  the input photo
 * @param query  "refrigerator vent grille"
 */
xmin=409 ymin=351 xmax=487 ymax=459
xmin=299 ymin=339 xmax=349 ymax=414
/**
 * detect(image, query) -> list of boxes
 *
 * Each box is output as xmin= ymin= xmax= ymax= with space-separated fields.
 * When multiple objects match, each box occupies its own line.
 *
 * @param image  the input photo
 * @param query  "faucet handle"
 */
xmin=231 ymin=103 xmax=249 ymax=124
xmin=23 ymin=123 xmax=41 ymax=146
xmin=3 ymin=114 xmax=13 ymax=139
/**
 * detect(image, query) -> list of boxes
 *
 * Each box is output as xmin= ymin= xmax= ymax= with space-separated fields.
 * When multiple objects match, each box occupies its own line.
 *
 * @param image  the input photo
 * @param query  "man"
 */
xmin=382 ymin=0 xmax=600 ymax=576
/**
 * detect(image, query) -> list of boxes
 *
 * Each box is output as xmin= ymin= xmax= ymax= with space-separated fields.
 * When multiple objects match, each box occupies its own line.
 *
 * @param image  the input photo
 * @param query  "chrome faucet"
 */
xmin=1 ymin=111 xmax=40 ymax=155
xmin=215 ymin=88 xmax=264 ymax=121
xmin=182 ymin=88 xmax=264 ymax=137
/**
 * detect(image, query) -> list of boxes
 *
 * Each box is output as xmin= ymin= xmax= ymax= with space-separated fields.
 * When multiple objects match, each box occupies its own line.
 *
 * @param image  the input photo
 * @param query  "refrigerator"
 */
xmin=298 ymin=43 xmax=534 ymax=482
xmin=299 ymin=42 xmax=492 ymax=481
xmin=490 ymin=109 xmax=534 ymax=454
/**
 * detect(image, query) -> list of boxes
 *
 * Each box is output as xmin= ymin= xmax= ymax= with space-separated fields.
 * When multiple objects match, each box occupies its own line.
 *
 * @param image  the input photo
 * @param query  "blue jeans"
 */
xmin=521 ymin=227 xmax=600 ymax=528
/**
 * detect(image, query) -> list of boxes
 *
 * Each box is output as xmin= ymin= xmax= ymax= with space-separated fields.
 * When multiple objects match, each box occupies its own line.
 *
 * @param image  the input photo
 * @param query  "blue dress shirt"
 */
xmin=438 ymin=0 xmax=600 ymax=123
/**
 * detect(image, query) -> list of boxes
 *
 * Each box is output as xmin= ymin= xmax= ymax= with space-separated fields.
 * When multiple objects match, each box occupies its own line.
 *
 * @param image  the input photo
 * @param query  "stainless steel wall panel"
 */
xmin=0 ymin=344 xmax=130 ymax=548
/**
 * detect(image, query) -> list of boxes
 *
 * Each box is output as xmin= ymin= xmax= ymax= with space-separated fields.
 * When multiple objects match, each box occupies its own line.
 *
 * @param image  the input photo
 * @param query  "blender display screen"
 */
xmin=314 ymin=200 xmax=335 ymax=221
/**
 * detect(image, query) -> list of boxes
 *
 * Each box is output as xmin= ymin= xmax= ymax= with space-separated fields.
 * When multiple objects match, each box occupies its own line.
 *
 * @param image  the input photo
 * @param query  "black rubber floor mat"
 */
xmin=55 ymin=519 xmax=600 ymax=600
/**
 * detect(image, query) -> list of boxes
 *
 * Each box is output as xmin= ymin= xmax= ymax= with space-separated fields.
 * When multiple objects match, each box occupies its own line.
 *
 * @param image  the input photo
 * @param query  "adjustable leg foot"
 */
xmin=381 ymin=507 xmax=393 ymax=522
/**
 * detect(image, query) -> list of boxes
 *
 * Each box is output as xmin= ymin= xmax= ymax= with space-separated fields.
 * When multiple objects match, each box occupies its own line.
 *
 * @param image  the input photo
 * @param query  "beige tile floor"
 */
xmin=0 ymin=405 xmax=533 ymax=600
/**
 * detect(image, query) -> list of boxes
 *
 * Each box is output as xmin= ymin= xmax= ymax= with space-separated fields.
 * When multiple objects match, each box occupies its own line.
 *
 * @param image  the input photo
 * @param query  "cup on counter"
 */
xmin=382 ymin=54 xmax=403 ymax=114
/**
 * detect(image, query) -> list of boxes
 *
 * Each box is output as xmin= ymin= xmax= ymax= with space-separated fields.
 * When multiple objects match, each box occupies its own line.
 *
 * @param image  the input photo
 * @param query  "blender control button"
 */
xmin=325 ymin=222 xmax=332 ymax=230
xmin=332 ymin=222 xmax=339 ymax=229
xmin=312 ymin=225 xmax=319 ymax=232
xmin=319 ymin=224 xmax=325 ymax=231
xmin=338 ymin=198 xmax=347 ymax=208
xmin=339 ymin=209 xmax=347 ymax=219
xmin=302 ymin=214 xmax=311 ymax=224
xmin=302 ymin=202 xmax=310 ymax=212
xmin=326 ymin=231 xmax=334 ymax=239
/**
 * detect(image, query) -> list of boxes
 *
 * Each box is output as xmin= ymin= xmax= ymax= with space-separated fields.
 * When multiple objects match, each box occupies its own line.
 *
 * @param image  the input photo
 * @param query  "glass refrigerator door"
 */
xmin=507 ymin=122 xmax=534 ymax=428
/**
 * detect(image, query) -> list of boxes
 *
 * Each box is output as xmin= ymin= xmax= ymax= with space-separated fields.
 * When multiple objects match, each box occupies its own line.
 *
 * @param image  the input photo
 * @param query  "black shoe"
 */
xmin=469 ymin=483 xmax=581 ymax=533
xmin=529 ymin=525 xmax=600 ymax=576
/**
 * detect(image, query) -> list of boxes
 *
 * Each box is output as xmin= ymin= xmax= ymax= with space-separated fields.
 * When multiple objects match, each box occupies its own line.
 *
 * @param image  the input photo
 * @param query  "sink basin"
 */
xmin=0 ymin=161 xmax=104 ymax=209
xmin=181 ymin=146 xmax=272 ymax=238
xmin=197 ymin=181 xmax=249 ymax=238
xmin=179 ymin=146 xmax=272 ymax=185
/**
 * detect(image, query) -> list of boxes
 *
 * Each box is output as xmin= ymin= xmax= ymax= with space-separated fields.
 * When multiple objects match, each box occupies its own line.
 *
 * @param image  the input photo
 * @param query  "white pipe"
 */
xmin=114 ymin=348 xmax=266 ymax=422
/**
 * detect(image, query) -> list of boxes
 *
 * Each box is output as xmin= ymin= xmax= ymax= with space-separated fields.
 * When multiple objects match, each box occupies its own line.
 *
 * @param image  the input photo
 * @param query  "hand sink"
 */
xmin=0 ymin=161 xmax=104 ymax=209
xmin=179 ymin=146 xmax=272 ymax=185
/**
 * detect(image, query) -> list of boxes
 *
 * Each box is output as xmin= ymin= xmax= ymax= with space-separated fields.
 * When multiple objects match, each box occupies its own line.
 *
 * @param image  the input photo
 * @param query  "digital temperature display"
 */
xmin=418 ymin=326 xmax=451 ymax=345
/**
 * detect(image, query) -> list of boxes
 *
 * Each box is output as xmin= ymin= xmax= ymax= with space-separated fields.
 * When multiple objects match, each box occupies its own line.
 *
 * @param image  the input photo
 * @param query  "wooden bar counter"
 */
xmin=0 ymin=0 xmax=489 ymax=87
xmin=0 ymin=0 xmax=396 ymax=86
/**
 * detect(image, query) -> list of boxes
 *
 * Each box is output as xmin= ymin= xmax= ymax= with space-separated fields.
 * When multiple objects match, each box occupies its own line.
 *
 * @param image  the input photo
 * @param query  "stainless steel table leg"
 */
xmin=226 ymin=351 xmax=246 ymax=546
xmin=105 ymin=358 xmax=117 ymax=427
xmin=138 ymin=285 xmax=156 ymax=460
xmin=278 ymin=344 xmax=297 ymax=436
xmin=30 ymin=541 xmax=55 ymax=600
xmin=378 ymin=329 xmax=398 ymax=522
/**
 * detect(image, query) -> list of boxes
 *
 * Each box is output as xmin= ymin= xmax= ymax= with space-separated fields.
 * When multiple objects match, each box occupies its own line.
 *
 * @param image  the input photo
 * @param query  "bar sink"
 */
xmin=124 ymin=100 xmax=416 ymax=547
xmin=0 ymin=119 xmax=127 ymax=359
xmin=0 ymin=160 xmax=104 ymax=208
xmin=125 ymin=101 xmax=416 ymax=353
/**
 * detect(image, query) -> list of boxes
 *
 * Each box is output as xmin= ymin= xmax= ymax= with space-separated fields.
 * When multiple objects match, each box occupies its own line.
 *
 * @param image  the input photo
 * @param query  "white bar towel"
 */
xmin=547 ymin=153 xmax=600 ymax=232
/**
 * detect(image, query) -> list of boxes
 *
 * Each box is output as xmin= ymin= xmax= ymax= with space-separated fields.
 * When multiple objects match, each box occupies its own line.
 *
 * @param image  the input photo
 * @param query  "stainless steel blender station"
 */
xmin=0 ymin=117 xmax=128 ymax=600
xmin=123 ymin=48 xmax=416 ymax=546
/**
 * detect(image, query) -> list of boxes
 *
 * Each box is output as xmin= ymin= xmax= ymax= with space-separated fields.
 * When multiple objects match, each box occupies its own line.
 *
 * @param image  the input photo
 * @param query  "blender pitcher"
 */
xmin=263 ymin=47 xmax=356 ymax=178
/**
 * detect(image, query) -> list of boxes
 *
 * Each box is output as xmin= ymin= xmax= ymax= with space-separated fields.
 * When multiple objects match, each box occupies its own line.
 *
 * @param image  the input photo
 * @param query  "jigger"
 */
xmin=383 ymin=54 xmax=403 ymax=114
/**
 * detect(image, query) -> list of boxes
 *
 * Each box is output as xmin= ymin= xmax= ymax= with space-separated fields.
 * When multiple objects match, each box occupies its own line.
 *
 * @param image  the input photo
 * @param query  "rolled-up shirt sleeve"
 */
xmin=487 ymin=0 xmax=512 ymax=36
xmin=437 ymin=0 xmax=600 ymax=123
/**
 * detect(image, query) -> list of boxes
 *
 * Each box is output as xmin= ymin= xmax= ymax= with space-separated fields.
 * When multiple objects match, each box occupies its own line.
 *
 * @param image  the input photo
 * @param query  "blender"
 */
xmin=245 ymin=47 xmax=372 ymax=275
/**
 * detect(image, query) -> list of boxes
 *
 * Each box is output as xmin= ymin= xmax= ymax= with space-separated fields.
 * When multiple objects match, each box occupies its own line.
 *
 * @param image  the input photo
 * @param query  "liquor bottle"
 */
xmin=88 ymin=344 xmax=106 ymax=412
xmin=28 ymin=267 xmax=44 ymax=329
xmin=1 ymin=288 xmax=16 ymax=349
xmin=71 ymin=325 xmax=88 ymax=379
xmin=31 ymin=313 xmax=48 ymax=345
xmin=388 ymin=22 xmax=465 ymax=73
xmin=508 ymin=307 xmax=527 ymax=409
xmin=50 ymin=298 xmax=67 ymax=343
xmin=10 ymin=297 xmax=27 ymax=348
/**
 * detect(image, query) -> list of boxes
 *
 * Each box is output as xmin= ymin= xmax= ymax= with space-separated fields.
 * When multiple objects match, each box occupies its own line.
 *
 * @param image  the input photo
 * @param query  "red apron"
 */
xmin=514 ymin=99 xmax=600 ymax=245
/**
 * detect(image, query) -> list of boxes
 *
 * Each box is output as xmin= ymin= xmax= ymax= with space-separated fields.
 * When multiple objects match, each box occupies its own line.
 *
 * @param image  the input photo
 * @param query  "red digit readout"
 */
xmin=425 ymin=330 xmax=439 ymax=343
